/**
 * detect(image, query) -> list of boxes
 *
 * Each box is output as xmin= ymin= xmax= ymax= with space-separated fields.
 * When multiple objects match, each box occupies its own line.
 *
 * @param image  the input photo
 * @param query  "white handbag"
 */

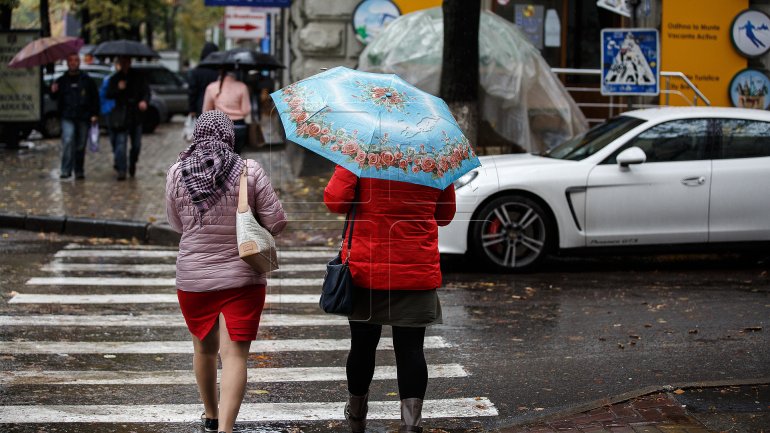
xmin=236 ymin=164 xmax=278 ymax=273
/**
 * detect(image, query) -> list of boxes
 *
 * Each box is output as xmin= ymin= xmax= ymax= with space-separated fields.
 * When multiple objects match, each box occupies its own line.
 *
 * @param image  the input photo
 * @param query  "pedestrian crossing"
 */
xmin=1 ymin=242 xmax=498 ymax=429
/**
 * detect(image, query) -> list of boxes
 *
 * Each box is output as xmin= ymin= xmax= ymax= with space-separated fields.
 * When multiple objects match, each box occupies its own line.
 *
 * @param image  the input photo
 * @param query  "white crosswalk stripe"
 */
xmin=0 ymin=336 xmax=451 ymax=354
xmin=0 ymin=243 xmax=498 ymax=426
xmin=0 ymin=313 xmax=345 ymax=327
xmin=0 ymin=364 xmax=468 ymax=385
xmin=9 ymin=293 xmax=319 ymax=304
xmin=40 ymin=262 xmax=326 ymax=273
xmin=27 ymin=276 xmax=324 ymax=286
xmin=0 ymin=398 xmax=498 ymax=423
xmin=55 ymin=249 xmax=334 ymax=259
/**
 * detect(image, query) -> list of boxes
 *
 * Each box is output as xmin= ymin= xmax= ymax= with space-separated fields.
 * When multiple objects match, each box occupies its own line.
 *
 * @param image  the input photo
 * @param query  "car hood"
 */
xmin=480 ymin=153 xmax=575 ymax=170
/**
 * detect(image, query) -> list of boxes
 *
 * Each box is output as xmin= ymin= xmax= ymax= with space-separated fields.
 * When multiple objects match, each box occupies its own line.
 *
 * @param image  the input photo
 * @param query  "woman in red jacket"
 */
xmin=324 ymin=165 xmax=456 ymax=433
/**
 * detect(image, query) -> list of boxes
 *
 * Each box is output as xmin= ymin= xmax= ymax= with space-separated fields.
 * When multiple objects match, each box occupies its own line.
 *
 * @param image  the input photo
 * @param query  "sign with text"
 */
xmin=225 ymin=7 xmax=267 ymax=39
xmin=662 ymin=0 xmax=747 ymax=107
xmin=205 ymin=0 xmax=290 ymax=7
xmin=601 ymin=29 xmax=660 ymax=96
xmin=0 ymin=31 xmax=41 ymax=122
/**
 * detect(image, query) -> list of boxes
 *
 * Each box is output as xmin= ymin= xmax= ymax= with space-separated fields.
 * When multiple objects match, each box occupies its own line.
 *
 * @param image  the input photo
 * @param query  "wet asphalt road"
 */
xmin=0 ymin=230 xmax=768 ymax=432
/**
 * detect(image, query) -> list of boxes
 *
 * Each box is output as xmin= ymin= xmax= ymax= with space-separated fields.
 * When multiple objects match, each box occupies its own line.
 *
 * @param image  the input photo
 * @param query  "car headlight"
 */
xmin=453 ymin=170 xmax=478 ymax=190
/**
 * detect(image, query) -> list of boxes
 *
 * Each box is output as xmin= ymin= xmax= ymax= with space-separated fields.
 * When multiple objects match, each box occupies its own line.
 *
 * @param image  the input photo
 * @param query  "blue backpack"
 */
xmin=99 ymin=74 xmax=116 ymax=116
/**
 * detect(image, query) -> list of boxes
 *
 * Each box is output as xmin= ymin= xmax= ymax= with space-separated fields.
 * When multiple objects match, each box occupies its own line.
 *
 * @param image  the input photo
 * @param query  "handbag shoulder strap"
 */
xmin=341 ymin=182 xmax=360 ymax=256
xmin=237 ymin=161 xmax=249 ymax=213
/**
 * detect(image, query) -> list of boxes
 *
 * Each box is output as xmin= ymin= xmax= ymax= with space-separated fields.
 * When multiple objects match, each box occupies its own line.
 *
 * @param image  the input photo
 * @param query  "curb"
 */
xmin=494 ymin=377 xmax=770 ymax=431
xmin=0 ymin=212 xmax=180 ymax=246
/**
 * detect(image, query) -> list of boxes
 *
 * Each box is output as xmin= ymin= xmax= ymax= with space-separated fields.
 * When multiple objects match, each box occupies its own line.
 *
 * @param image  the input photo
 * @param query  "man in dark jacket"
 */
xmin=50 ymin=53 xmax=99 ymax=179
xmin=187 ymin=42 xmax=220 ymax=117
xmin=106 ymin=55 xmax=151 ymax=180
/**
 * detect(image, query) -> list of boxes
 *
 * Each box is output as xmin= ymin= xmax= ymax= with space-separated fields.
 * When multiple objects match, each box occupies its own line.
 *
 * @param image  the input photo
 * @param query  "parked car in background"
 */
xmin=42 ymin=64 xmax=167 ymax=137
xmin=440 ymin=107 xmax=770 ymax=271
xmin=132 ymin=63 xmax=188 ymax=119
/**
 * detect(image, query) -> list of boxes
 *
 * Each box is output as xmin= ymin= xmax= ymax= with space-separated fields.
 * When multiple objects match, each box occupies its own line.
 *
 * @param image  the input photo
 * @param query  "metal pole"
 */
xmin=281 ymin=8 xmax=290 ymax=87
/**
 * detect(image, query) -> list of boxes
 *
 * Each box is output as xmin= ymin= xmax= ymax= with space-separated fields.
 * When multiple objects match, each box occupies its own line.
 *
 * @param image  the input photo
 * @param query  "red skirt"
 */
xmin=177 ymin=285 xmax=266 ymax=341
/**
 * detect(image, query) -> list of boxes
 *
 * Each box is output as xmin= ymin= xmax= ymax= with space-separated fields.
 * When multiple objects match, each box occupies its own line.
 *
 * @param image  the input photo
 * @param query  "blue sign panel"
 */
xmin=601 ymin=28 xmax=660 ymax=96
xmin=205 ymin=0 xmax=291 ymax=7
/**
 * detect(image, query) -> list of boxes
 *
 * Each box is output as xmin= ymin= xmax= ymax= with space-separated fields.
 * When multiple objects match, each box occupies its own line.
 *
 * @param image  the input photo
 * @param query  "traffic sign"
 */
xmin=601 ymin=28 xmax=660 ymax=96
xmin=225 ymin=7 xmax=267 ymax=39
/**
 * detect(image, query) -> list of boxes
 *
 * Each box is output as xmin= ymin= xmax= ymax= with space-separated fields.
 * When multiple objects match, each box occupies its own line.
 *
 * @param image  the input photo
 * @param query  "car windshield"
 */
xmin=540 ymin=116 xmax=646 ymax=161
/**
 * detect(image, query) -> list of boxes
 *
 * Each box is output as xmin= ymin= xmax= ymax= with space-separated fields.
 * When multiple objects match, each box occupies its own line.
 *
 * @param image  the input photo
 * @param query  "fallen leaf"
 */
xmin=742 ymin=326 xmax=762 ymax=332
xmin=674 ymin=389 xmax=685 ymax=395
xmin=629 ymin=335 xmax=641 ymax=339
xmin=386 ymin=392 xmax=397 ymax=396
xmin=248 ymin=390 xmax=269 ymax=395
xmin=688 ymin=329 xmax=698 ymax=334
xmin=103 ymin=354 xmax=116 ymax=359
xmin=618 ymin=343 xmax=625 ymax=349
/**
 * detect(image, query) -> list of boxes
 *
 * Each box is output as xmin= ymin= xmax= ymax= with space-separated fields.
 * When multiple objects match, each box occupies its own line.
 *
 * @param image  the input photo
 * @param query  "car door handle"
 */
xmin=681 ymin=176 xmax=706 ymax=186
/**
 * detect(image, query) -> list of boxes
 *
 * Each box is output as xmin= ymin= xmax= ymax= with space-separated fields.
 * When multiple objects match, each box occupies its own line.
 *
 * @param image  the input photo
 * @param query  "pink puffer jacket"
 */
xmin=165 ymin=159 xmax=287 ymax=292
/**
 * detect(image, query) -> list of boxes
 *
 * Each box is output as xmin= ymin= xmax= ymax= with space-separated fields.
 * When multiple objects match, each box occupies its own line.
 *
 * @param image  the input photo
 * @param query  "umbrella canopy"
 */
xmin=200 ymin=48 xmax=283 ymax=71
xmin=91 ymin=39 xmax=159 ymax=60
xmin=8 ymin=36 xmax=84 ymax=69
xmin=270 ymin=67 xmax=480 ymax=190
xmin=358 ymin=7 xmax=588 ymax=153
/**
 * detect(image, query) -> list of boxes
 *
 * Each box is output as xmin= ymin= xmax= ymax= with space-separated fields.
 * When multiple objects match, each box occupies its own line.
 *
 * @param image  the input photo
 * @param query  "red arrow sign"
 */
xmin=228 ymin=23 xmax=258 ymax=31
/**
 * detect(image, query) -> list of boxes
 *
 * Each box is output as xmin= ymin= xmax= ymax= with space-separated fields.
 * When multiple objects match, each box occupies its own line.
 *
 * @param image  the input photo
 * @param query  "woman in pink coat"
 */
xmin=166 ymin=110 xmax=286 ymax=433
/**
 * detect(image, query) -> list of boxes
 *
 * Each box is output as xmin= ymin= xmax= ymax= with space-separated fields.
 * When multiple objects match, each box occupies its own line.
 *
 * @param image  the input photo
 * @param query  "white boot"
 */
xmin=399 ymin=398 xmax=424 ymax=433
xmin=345 ymin=392 xmax=368 ymax=432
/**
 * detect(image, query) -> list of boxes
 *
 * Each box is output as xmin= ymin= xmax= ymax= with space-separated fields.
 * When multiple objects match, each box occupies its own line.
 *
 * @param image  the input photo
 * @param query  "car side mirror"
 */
xmin=616 ymin=146 xmax=646 ymax=168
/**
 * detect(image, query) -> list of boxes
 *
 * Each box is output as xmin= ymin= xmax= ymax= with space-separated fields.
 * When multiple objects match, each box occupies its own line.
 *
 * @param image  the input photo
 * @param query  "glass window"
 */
xmin=719 ymin=119 xmax=770 ymax=159
xmin=144 ymin=68 xmax=178 ymax=86
xmin=603 ymin=119 xmax=710 ymax=164
xmin=542 ymin=115 xmax=645 ymax=161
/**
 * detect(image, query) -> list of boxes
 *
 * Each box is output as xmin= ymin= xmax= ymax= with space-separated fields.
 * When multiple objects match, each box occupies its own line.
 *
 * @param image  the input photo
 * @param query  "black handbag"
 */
xmin=319 ymin=188 xmax=358 ymax=316
xmin=108 ymin=104 xmax=128 ymax=131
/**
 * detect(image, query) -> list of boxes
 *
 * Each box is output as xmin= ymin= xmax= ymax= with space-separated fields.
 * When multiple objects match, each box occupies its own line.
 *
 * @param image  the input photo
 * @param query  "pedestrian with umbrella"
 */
xmin=200 ymin=48 xmax=284 ymax=153
xmin=49 ymin=52 xmax=99 ymax=179
xmin=93 ymin=40 xmax=156 ymax=180
xmin=187 ymin=42 xmax=220 ymax=118
xmin=271 ymin=67 xmax=480 ymax=433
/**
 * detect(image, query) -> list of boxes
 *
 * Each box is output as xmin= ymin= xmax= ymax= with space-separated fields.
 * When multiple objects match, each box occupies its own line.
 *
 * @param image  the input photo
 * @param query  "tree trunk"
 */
xmin=80 ymin=7 xmax=91 ymax=44
xmin=0 ymin=5 xmax=11 ymax=30
xmin=439 ymin=0 xmax=480 ymax=147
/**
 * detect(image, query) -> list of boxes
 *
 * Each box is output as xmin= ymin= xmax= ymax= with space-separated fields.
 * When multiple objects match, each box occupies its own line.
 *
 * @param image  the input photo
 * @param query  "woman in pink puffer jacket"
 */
xmin=165 ymin=110 xmax=286 ymax=433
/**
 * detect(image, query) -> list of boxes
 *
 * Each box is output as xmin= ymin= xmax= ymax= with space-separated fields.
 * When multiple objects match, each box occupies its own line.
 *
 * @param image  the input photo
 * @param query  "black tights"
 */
xmin=346 ymin=321 xmax=428 ymax=399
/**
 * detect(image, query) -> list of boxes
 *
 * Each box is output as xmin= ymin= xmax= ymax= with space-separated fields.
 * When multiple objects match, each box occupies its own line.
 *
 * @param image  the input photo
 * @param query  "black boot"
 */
xmin=345 ymin=392 xmax=369 ymax=432
xmin=399 ymin=398 xmax=423 ymax=433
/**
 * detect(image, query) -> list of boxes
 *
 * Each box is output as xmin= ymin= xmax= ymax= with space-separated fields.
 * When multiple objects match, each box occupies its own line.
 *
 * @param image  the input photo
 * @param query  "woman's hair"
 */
xmin=217 ymin=69 xmax=226 ymax=97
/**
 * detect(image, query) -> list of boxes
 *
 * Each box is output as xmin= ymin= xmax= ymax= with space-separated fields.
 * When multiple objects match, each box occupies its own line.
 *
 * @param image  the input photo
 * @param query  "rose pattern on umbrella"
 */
xmin=281 ymin=83 xmax=476 ymax=180
xmin=352 ymin=81 xmax=409 ymax=112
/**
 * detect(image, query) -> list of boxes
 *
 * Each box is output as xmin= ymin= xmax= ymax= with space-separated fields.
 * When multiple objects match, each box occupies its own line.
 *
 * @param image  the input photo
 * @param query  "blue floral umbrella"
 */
xmin=270 ymin=66 xmax=480 ymax=190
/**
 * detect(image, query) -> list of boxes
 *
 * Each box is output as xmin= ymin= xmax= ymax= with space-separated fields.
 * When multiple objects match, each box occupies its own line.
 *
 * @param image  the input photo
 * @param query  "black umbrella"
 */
xmin=200 ymin=48 xmax=283 ymax=71
xmin=92 ymin=39 xmax=160 ymax=60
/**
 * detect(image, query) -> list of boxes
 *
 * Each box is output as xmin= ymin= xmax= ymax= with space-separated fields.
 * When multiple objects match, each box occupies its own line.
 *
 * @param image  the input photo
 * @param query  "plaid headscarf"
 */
xmin=178 ymin=110 xmax=244 ymax=220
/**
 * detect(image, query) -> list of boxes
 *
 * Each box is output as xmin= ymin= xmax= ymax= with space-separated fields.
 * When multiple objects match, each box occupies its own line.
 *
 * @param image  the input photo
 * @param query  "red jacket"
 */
xmin=324 ymin=166 xmax=456 ymax=290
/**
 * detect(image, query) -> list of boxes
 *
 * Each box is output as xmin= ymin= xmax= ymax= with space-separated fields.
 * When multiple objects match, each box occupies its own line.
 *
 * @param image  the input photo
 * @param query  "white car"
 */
xmin=440 ymin=107 xmax=770 ymax=271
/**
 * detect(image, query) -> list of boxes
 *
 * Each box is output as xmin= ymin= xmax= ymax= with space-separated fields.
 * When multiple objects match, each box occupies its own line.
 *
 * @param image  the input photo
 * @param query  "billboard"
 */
xmin=0 ymin=31 xmax=42 ymax=122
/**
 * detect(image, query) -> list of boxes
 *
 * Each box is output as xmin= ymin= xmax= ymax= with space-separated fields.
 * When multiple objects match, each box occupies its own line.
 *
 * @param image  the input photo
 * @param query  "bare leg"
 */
xmin=192 ymin=320 xmax=220 ymax=420
xmin=217 ymin=314 xmax=252 ymax=433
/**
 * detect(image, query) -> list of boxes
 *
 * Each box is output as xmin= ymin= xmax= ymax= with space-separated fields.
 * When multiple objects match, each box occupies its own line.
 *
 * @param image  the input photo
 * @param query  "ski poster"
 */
xmin=601 ymin=28 xmax=660 ymax=96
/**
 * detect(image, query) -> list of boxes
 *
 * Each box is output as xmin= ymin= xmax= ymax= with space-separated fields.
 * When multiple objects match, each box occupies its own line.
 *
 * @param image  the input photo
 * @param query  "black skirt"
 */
xmin=347 ymin=287 xmax=443 ymax=327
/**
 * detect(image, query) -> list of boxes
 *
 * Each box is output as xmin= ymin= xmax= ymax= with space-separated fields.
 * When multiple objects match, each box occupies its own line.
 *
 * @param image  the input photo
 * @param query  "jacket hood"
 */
xmin=200 ymin=42 xmax=219 ymax=61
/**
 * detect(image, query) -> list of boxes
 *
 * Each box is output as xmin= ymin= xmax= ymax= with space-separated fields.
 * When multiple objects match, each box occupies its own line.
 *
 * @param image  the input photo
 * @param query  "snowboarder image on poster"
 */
xmin=739 ymin=20 xmax=769 ymax=49
xmin=605 ymin=33 xmax=655 ymax=85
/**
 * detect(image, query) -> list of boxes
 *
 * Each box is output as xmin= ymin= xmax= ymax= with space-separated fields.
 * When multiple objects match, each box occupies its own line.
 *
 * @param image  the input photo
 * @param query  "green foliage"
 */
xmin=177 ymin=0 xmax=222 ymax=63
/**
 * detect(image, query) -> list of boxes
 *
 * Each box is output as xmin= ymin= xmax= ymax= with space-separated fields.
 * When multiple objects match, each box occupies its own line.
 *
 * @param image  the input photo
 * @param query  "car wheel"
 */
xmin=142 ymin=107 xmax=160 ymax=134
xmin=469 ymin=194 xmax=553 ymax=272
xmin=42 ymin=112 xmax=61 ymax=138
